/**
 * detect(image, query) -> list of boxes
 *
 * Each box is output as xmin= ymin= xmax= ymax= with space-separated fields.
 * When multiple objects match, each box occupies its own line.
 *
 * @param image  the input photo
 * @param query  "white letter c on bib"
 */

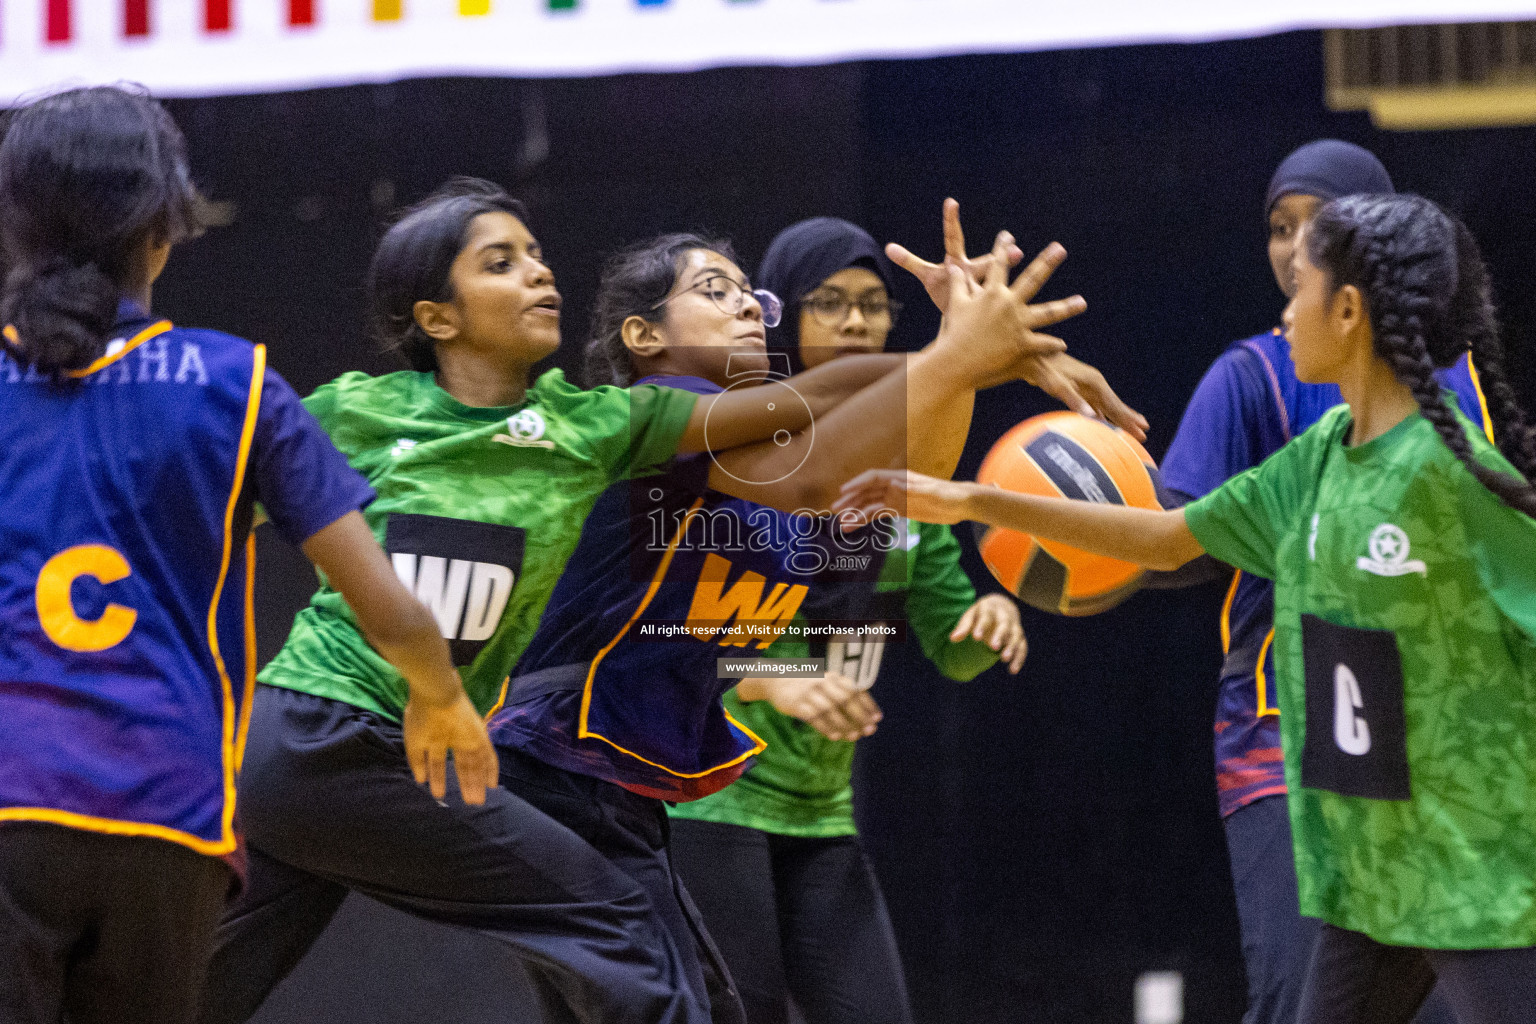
xmin=1332 ymin=663 xmax=1371 ymax=756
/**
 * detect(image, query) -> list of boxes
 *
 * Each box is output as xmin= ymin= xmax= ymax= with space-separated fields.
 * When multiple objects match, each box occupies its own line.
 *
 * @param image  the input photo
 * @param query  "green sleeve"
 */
xmin=902 ymin=522 xmax=998 ymax=682
xmin=1455 ymin=441 xmax=1536 ymax=643
xmin=300 ymin=373 xmax=391 ymax=479
xmin=1184 ymin=408 xmax=1336 ymax=581
xmin=590 ymin=383 xmax=698 ymax=481
xmin=300 ymin=377 xmax=340 ymax=427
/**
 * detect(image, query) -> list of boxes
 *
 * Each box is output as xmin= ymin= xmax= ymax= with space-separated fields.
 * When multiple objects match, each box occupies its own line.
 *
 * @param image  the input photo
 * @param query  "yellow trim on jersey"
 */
xmin=1255 ymin=627 xmax=1279 ymax=718
xmin=3 ymin=319 xmax=172 ymax=378
xmin=1465 ymin=354 xmax=1497 ymax=446
xmin=0 ymin=807 xmax=236 ymax=855
xmin=67 ymin=320 xmax=174 ymax=378
xmin=1219 ymin=570 xmax=1240 ymax=656
xmin=207 ymin=344 xmax=266 ymax=850
xmin=577 ymin=499 xmax=769 ymax=778
xmin=235 ymin=532 xmax=259 ymax=773
xmin=483 ymin=677 xmax=511 ymax=722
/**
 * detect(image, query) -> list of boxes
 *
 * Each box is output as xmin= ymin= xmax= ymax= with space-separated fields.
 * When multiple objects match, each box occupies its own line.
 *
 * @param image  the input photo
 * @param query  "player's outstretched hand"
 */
xmin=403 ymin=687 xmax=500 ymax=805
xmin=951 ymin=593 xmax=1027 ymax=674
xmin=888 ymin=199 xmax=1147 ymax=440
xmin=885 ymin=197 xmax=1024 ymax=315
xmin=833 ymin=468 xmax=974 ymax=526
xmin=930 ymin=235 xmax=1082 ymax=386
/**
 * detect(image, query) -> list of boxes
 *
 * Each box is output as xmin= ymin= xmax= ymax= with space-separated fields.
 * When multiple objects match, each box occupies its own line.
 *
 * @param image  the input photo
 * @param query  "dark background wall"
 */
xmin=152 ymin=29 xmax=1536 ymax=1024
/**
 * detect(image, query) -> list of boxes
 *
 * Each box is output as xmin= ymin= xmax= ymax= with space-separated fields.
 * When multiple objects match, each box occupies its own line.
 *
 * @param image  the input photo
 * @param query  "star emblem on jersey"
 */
xmin=1356 ymin=523 xmax=1426 ymax=577
xmin=494 ymin=409 xmax=555 ymax=449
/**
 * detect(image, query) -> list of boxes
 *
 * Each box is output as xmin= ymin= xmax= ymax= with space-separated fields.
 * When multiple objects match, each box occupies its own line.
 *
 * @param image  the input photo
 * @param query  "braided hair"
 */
xmin=1306 ymin=194 xmax=1536 ymax=517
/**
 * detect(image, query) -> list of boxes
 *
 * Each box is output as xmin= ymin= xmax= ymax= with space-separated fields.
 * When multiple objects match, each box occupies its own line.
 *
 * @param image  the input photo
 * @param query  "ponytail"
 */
xmin=0 ymin=86 xmax=204 ymax=373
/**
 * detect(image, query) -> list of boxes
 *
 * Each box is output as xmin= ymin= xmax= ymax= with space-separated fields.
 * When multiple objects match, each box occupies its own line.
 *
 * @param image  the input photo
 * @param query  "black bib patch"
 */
xmin=1300 ymin=614 xmax=1410 ymax=801
xmin=385 ymin=514 xmax=526 ymax=666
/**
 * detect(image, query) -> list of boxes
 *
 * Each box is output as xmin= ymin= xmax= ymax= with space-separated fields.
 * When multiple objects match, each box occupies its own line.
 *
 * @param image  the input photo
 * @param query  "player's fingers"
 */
xmin=427 ymin=744 xmax=448 ymax=801
xmin=813 ymin=701 xmax=858 ymax=740
xmin=989 ymin=615 xmax=1013 ymax=651
xmin=1008 ymin=633 xmax=1029 ymax=673
xmin=454 ymin=743 xmax=493 ymax=806
xmin=1022 ymin=295 xmax=1088 ymax=330
xmin=970 ymin=605 xmax=993 ymax=641
xmin=942 ymin=197 xmax=967 ymax=264
xmin=950 ymin=605 xmax=976 ymax=643
xmin=1030 ymin=358 xmax=1097 ymax=420
xmin=847 ymin=693 xmax=882 ymax=735
xmin=408 ymin=739 xmax=429 ymax=787
xmin=1017 ymin=332 xmax=1069 ymax=358
xmin=886 ymin=242 xmax=938 ymax=281
xmin=1072 ymin=366 xmax=1150 ymax=440
xmin=944 ymin=260 xmax=973 ymax=308
xmin=983 ymin=231 xmax=1013 ymax=289
xmin=1009 ymin=243 xmax=1067 ymax=302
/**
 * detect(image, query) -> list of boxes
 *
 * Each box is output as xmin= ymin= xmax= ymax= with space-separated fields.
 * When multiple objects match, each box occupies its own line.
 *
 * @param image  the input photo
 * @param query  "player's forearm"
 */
xmin=359 ymin=605 xmax=464 ymax=709
xmin=301 ymin=512 xmax=465 ymax=708
xmin=676 ymin=354 xmax=901 ymax=454
xmin=788 ymin=353 xmax=905 ymax=417
xmin=902 ymin=348 xmax=977 ymax=479
xmin=963 ymin=486 xmax=1204 ymax=571
xmin=783 ymin=348 xmax=980 ymax=507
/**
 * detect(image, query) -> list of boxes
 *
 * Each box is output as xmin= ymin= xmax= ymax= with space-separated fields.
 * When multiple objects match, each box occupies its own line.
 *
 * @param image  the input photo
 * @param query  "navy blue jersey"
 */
xmin=488 ymin=375 xmax=813 ymax=801
xmin=1161 ymin=328 xmax=1490 ymax=816
xmin=0 ymin=302 xmax=372 ymax=855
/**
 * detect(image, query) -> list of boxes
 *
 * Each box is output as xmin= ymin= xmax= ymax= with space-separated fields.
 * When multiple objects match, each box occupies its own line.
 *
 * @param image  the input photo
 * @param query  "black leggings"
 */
xmin=1299 ymin=923 xmax=1536 ymax=1024
xmin=668 ymin=818 xmax=913 ymax=1024
xmin=202 ymin=685 xmax=708 ymax=1024
xmin=0 ymin=822 xmax=230 ymax=1024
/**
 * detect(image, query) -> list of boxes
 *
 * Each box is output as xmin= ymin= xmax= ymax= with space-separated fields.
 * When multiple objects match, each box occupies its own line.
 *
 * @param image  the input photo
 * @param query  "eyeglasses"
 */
xmin=801 ymin=292 xmax=902 ymax=327
xmin=654 ymin=275 xmax=783 ymax=329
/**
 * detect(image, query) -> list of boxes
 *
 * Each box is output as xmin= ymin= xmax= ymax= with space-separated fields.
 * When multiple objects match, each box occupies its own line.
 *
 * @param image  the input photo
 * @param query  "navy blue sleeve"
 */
xmin=1159 ymin=347 xmax=1275 ymax=501
xmin=250 ymin=368 xmax=375 ymax=547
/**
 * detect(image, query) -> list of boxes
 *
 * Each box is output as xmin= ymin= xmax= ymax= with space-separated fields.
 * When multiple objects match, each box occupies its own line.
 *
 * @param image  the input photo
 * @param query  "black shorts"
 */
xmin=1299 ymin=923 xmax=1536 ymax=1024
xmin=0 ymin=821 xmax=230 ymax=1024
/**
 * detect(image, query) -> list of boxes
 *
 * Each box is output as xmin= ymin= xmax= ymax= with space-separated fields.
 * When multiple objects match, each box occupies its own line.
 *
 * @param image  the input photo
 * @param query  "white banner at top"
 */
xmin=3 ymin=0 xmax=1535 ymax=102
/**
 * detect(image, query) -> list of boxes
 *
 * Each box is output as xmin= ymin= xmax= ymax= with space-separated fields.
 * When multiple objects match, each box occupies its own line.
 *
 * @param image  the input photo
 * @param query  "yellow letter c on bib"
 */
xmin=36 ymin=545 xmax=138 ymax=652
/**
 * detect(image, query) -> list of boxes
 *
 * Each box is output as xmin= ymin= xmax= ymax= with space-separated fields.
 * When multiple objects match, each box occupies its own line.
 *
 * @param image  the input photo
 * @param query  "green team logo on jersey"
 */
xmin=1356 ymin=523 xmax=1427 ymax=577
xmin=494 ymin=409 xmax=555 ymax=449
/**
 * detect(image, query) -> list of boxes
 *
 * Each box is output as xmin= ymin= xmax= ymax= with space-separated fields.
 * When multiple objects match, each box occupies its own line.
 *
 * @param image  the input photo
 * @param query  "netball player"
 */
xmin=206 ymin=179 xmax=1092 ymax=1023
xmin=1149 ymin=139 xmax=1481 ymax=1024
xmin=487 ymin=213 xmax=1108 ymax=1022
xmin=0 ymin=87 xmax=492 ymax=1024
xmin=839 ymin=194 xmax=1536 ymax=1024
xmin=666 ymin=216 xmax=1026 ymax=1024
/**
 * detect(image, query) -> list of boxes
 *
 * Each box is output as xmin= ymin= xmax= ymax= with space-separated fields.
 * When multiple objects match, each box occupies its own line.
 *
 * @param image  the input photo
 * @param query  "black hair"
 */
xmin=583 ymin=232 xmax=736 ymax=387
xmin=0 ymin=86 xmax=204 ymax=373
xmin=1306 ymin=193 xmax=1536 ymax=516
xmin=368 ymin=177 xmax=530 ymax=373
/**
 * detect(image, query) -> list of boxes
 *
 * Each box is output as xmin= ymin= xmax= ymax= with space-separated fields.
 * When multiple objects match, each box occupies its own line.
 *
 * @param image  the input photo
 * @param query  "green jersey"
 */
xmin=1186 ymin=404 xmax=1536 ymax=948
xmin=258 ymin=368 xmax=697 ymax=721
xmin=671 ymin=519 xmax=998 ymax=836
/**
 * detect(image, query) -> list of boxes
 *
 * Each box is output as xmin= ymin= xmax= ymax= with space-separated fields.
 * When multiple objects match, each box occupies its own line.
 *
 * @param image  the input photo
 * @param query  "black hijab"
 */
xmin=1265 ymin=139 xmax=1394 ymax=214
xmin=756 ymin=217 xmax=896 ymax=373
